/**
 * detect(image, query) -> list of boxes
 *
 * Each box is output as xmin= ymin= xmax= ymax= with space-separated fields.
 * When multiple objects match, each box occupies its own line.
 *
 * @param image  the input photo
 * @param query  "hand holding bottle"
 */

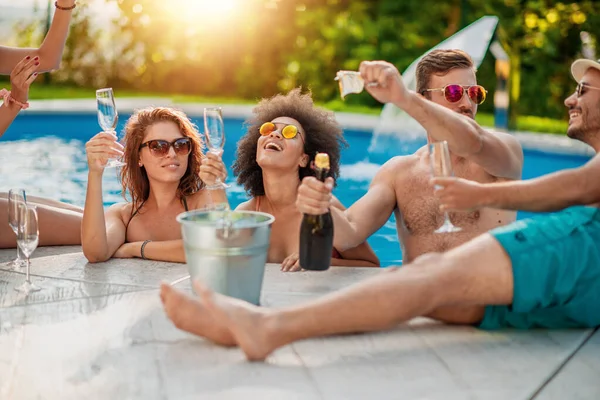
xmin=296 ymin=176 xmax=334 ymax=216
xmin=299 ymin=153 xmax=335 ymax=271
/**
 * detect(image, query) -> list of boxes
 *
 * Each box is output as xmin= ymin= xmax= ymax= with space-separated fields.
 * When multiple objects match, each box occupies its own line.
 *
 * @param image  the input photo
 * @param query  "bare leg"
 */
xmin=195 ymin=233 xmax=514 ymax=361
xmin=159 ymin=283 xmax=235 ymax=346
xmin=0 ymin=198 xmax=82 ymax=248
xmin=0 ymin=192 xmax=84 ymax=213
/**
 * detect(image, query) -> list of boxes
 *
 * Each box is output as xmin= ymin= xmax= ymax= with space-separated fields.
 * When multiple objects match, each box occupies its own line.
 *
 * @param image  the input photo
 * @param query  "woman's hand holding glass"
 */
xmin=199 ymin=152 xmax=227 ymax=188
xmin=203 ymin=107 xmax=229 ymax=190
xmin=85 ymin=132 xmax=125 ymax=174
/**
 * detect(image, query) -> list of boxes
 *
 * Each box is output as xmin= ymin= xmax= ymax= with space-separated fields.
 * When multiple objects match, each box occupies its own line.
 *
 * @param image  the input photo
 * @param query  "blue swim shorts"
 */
xmin=479 ymin=206 xmax=600 ymax=329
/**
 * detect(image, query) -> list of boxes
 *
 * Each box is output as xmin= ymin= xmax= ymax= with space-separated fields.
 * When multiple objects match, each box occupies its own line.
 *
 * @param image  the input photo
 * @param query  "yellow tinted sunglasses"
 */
xmin=259 ymin=122 xmax=302 ymax=140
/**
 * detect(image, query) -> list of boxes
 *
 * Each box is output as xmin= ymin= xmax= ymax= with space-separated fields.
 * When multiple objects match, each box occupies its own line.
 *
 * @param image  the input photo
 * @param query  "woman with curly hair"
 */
xmin=82 ymin=107 xmax=228 ymax=263
xmin=234 ymin=89 xmax=379 ymax=271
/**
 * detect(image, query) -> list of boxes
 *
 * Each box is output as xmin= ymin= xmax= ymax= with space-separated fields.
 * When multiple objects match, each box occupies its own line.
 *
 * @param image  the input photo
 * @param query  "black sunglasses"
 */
xmin=576 ymin=82 xmax=600 ymax=98
xmin=139 ymin=138 xmax=192 ymax=157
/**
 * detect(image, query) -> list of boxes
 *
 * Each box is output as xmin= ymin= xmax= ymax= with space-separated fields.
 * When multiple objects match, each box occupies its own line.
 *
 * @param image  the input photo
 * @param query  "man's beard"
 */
xmin=567 ymin=125 xmax=585 ymax=140
xmin=567 ymin=113 xmax=600 ymax=143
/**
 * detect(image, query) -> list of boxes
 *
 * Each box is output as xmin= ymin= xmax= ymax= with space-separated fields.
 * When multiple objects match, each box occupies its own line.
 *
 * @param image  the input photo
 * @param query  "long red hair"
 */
xmin=119 ymin=107 xmax=204 ymax=210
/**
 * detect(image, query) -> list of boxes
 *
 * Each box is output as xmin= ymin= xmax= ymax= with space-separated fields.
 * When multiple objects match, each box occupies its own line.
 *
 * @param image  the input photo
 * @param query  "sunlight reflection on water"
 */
xmin=1 ymin=137 xmax=121 ymax=206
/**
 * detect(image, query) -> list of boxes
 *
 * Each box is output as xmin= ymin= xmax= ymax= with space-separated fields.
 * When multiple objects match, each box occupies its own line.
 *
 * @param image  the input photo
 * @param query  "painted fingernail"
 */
xmin=26 ymin=56 xmax=31 ymax=60
xmin=33 ymin=72 xmax=38 ymax=76
xmin=34 ymin=56 xmax=39 ymax=60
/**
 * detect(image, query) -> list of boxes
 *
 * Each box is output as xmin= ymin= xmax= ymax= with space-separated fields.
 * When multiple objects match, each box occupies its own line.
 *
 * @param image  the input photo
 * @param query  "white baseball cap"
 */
xmin=571 ymin=58 xmax=600 ymax=82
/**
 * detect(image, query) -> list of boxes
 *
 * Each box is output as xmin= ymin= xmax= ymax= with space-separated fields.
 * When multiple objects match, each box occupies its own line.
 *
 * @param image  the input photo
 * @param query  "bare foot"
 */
xmin=195 ymin=281 xmax=278 ymax=361
xmin=159 ymin=283 xmax=235 ymax=346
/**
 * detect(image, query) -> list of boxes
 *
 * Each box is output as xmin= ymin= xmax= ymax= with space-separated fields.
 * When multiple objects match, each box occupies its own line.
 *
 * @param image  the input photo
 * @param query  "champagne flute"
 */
xmin=203 ymin=107 xmax=229 ymax=190
xmin=96 ymin=88 xmax=125 ymax=168
xmin=6 ymin=188 xmax=27 ymax=270
xmin=15 ymin=205 xmax=41 ymax=294
xmin=430 ymin=141 xmax=462 ymax=233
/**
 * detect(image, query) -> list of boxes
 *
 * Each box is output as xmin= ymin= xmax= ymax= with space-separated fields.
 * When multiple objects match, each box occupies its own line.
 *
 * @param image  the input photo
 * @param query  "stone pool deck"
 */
xmin=0 ymin=245 xmax=598 ymax=400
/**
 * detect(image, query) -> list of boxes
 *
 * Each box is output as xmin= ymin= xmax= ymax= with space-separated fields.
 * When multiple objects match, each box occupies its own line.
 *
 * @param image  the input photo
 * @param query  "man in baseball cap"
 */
xmin=571 ymin=58 xmax=600 ymax=82
xmin=566 ymin=58 xmax=600 ymax=142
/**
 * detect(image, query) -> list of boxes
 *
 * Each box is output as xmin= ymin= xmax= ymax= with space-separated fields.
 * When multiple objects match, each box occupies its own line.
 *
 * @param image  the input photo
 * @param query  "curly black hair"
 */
xmin=233 ymin=88 xmax=347 ymax=197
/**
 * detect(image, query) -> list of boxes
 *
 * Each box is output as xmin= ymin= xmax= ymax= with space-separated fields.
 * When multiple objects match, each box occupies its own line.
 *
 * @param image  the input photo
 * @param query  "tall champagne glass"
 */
xmin=203 ymin=107 xmax=229 ymax=190
xmin=6 ymin=188 xmax=27 ymax=269
xmin=96 ymin=88 xmax=125 ymax=168
xmin=430 ymin=141 xmax=462 ymax=233
xmin=15 ymin=205 xmax=41 ymax=294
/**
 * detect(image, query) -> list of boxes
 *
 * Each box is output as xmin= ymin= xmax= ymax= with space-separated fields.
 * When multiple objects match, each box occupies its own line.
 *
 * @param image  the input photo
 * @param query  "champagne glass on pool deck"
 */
xmin=15 ymin=204 xmax=41 ymax=294
xmin=6 ymin=188 xmax=27 ymax=270
xmin=96 ymin=88 xmax=125 ymax=168
xmin=430 ymin=141 xmax=461 ymax=233
xmin=203 ymin=107 xmax=229 ymax=190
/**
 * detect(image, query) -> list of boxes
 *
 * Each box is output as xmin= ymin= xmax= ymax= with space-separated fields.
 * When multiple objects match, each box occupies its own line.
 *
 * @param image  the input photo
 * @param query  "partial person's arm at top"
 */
xmin=0 ymin=0 xmax=75 ymax=73
xmin=297 ymin=157 xmax=399 ymax=252
xmin=433 ymin=154 xmax=600 ymax=212
xmin=359 ymin=60 xmax=523 ymax=180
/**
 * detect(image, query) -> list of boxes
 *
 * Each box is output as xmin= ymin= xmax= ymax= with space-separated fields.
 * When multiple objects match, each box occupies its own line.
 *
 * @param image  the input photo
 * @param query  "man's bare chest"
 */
xmin=394 ymin=162 xmax=494 ymax=235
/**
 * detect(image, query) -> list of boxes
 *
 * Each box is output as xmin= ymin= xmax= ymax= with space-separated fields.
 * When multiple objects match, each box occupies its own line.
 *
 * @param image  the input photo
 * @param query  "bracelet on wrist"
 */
xmin=140 ymin=240 xmax=152 ymax=260
xmin=55 ymin=1 xmax=76 ymax=11
xmin=0 ymin=89 xmax=29 ymax=110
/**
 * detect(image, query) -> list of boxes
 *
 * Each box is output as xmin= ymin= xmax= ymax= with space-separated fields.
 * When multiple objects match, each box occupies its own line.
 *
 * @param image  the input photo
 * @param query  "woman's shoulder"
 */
xmin=105 ymin=202 xmax=133 ymax=223
xmin=235 ymin=198 xmax=256 ymax=211
xmin=106 ymin=202 xmax=133 ymax=215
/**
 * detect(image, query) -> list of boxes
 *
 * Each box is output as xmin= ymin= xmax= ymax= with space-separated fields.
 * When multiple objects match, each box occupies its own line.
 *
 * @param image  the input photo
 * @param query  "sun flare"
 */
xmin=162 ymin=0 xmax=242 ymax=28
xmin=176 ymin=0 xmax=239 ymax=16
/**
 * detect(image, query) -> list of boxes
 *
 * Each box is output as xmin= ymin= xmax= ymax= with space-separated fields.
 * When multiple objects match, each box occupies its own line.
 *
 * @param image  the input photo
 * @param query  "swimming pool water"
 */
xmin=0 ymin=113 xmax=591 ymax=266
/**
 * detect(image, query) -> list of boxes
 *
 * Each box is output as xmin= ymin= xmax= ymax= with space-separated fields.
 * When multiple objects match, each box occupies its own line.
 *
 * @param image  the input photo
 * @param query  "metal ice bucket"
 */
xmin=177 ymin=210 xmax=275 ymax=305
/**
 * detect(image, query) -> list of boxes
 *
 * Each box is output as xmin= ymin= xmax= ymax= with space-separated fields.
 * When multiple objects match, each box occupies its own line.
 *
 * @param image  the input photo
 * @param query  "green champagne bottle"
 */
xmin=299 ymin=153 xmax=334 ymax=271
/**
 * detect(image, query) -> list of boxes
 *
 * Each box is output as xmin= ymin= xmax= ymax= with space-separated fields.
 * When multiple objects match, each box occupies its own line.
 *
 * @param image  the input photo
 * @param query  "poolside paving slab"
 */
xmin=535 ymin=328 xmax=600 ymax=400
xmin=0 ymin=246 xmax=594 ymax=399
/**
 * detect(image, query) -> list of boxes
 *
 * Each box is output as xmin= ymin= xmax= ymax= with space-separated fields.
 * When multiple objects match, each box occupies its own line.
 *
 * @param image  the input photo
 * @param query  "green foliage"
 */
xmin=472 ymin=0 xmax=600 ymax=123
xmin=476 ymin=111 xmax=567 ymax=134
xmin=516 ymin=114 xmax=568 ymax=134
